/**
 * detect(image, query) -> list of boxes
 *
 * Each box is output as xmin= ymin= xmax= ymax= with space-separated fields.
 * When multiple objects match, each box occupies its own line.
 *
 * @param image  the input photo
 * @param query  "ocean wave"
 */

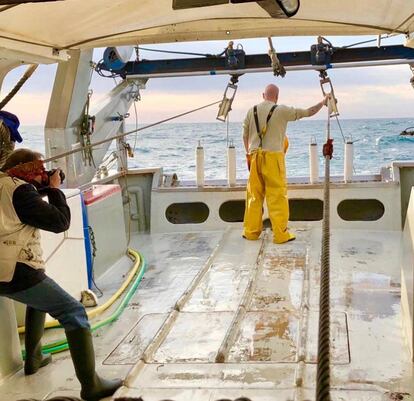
xmin=376 ymin=135 xmax=414 ymax=146
xmin=17 ymin=118 xmax=414 ymax=178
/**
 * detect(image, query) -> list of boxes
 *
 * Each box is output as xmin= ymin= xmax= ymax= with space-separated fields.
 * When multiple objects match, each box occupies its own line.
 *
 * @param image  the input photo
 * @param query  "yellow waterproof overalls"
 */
xmin=243 ymin=105 xmax=295 ymax=244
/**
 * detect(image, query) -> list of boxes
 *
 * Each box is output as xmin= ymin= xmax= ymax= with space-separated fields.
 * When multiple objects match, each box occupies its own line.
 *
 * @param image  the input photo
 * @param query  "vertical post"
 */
xmin=344 ymin=140 xmax=354 ymax=183
xmin=196 ymin=140 xmax=204 ymax=187
xmin=227 ymin=140 xmax=236 ymax=187
xmin=45 ymin=49 xmax=94 ymax=188
xmin=309 ymin=138 xmax=319 ymax=184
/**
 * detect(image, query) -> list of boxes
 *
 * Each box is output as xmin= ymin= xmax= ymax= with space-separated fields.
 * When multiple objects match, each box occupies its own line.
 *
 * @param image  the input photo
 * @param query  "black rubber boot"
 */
xmin=24 ymin=307 xmax=52 ymax=375
xmin=66 ymin=328 xmax=123 ymax=401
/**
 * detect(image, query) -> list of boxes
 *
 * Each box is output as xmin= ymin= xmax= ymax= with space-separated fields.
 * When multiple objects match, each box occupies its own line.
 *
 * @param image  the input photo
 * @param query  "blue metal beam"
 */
xmin=104 ymin=45 xmax=414 ymax=78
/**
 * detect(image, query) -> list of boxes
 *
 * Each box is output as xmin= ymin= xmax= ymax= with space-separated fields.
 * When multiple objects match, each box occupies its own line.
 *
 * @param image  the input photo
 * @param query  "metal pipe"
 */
xmin=126 ymin=59 xmax=414 ymax=80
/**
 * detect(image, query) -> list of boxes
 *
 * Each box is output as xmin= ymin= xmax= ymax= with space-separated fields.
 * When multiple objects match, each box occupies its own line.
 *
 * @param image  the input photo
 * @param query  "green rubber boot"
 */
xmin=66 ymin=328 xmax=123 ymax=401
xmin=24 ymin=307 xmax=52 ymax=375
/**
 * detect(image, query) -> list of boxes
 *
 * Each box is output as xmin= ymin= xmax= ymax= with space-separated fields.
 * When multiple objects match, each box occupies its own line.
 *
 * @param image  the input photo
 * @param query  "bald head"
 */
xmin=263 ymin=84 xmax=279 ymax=103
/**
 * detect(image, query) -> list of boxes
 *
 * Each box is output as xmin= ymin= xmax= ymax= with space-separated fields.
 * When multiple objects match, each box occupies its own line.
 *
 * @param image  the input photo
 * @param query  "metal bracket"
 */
xmin=311 ymin=36 xmax=335 ymax=66
xmin=319 ymin=72 xmax=339 ymax=117
xmin=224 ymin=41 xmax=245 ymax=69
xmin=268 ymin=37 xmax=286 ymax=77
xmin=217 ymin=81 xmax=238 ymax=122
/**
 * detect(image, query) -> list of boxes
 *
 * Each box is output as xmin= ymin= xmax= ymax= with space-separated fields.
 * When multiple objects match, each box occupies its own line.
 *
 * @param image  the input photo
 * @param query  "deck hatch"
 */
xmin=166 ymin=202 xmax=209 ymax=224
xmin=337 ymin=199 xmax=385 ymax=221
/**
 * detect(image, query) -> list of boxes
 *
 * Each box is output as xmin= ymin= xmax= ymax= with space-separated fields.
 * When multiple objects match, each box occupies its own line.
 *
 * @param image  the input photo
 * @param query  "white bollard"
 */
xmin=309 ymin=139 xmax=319 ymax=184
xmin=196 ymin=140 xmax=204 ymax=187
xmin=344 ymin=140 xmax=354 ymax=183
xmin=227 ymin=141 xmax=236 ymax=187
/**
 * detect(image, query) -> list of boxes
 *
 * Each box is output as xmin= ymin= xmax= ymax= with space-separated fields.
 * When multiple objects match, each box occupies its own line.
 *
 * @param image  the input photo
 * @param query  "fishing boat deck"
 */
xmin=2 ymin=226 xmax=413 ymax=401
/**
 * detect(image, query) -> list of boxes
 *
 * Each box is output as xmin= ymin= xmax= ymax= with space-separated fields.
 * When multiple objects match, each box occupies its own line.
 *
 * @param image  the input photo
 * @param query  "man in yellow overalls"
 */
xmin=243 ymin=84 xmax=327 ymax=244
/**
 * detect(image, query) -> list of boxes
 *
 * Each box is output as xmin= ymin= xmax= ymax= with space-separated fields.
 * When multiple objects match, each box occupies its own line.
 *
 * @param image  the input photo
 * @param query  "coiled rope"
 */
xmin=316 ymin=106 xmax=333 ymax=401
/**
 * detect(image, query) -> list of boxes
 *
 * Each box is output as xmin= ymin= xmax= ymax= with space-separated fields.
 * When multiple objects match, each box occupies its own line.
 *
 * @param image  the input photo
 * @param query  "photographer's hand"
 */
xmin=49 ymin=169 xmax=62 ymax=189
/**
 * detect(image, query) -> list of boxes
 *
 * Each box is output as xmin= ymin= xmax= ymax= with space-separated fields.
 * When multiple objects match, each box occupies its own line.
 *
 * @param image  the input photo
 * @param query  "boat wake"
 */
xmin=375 ymin=134 xmax=414 ymax=146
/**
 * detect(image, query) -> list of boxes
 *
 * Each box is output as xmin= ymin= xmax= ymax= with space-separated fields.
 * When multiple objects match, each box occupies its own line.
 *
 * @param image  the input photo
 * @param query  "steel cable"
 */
xmin=316 ymin=108 xmax=332 ymax=401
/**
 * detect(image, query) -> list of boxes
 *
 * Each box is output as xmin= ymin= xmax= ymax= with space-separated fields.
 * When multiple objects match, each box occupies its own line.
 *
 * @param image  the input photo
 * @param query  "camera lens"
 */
xmin=59 ymin=170 xmax=65 ymax=183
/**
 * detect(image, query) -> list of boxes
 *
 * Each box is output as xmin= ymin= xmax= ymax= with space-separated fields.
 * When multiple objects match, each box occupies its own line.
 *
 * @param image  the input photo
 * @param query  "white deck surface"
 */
xmin=1 ymin=226 xmax=413 ymax=401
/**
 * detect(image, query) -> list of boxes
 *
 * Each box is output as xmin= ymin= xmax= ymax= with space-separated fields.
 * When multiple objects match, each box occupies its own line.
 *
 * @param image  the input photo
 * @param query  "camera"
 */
xmin=43 ymin=169 xmax=65 ymax=186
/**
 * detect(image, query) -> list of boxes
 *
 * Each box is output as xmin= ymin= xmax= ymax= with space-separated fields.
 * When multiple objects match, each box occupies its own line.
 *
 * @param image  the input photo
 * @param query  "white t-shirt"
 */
xmin=243 ymin=100 xmax=310 ymax=153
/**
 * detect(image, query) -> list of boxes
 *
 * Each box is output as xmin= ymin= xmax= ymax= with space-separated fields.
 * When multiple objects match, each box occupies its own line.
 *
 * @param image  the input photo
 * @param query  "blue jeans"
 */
xmin=5 ymin=276 xmax=90 ymax=332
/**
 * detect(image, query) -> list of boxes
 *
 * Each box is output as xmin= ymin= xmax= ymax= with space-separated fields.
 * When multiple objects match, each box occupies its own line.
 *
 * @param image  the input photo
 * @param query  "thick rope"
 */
xmin=316 ymin=108 xmax=332 ymax=401
xmin=0 ymin=64 xmax=38 ymax=110
xmin=43 ymin=99 xmax=221 ymax=164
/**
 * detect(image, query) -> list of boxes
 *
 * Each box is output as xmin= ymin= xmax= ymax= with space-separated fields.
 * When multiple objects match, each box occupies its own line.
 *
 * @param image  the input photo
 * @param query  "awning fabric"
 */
xmin=0 ymin=0 xmax=413 ymax=63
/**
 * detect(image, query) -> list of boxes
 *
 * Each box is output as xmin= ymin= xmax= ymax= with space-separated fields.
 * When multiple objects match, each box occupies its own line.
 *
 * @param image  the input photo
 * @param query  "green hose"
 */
xmin=22 ymin=252 xmax=147 ymax=357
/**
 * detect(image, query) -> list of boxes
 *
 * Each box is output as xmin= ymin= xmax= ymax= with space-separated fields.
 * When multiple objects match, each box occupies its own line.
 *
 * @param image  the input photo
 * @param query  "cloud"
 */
xmin=2 ymin=53 xmax=413 ymax=125
xmin=127 ymin=80 xmax=414 ymax=123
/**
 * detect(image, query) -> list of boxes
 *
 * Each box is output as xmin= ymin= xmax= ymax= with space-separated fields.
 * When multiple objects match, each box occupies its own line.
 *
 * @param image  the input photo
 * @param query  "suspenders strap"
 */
xmin=253 ymin=104 xmax=278 ymax=148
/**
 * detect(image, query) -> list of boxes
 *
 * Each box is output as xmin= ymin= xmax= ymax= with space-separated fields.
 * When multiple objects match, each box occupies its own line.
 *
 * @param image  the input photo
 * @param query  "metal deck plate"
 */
xmin=2 ymin=228 xmax=413 ymax=400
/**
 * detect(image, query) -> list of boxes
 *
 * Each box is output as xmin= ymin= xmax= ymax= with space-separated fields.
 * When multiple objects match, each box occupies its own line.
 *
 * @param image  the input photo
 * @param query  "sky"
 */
xmin=1 ymin=35 xmax=414 ymax=125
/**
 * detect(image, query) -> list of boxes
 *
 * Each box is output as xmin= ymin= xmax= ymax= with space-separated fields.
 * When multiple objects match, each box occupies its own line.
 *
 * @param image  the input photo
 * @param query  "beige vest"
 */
xmin=0 ymin=173 xmax=44 ymax=282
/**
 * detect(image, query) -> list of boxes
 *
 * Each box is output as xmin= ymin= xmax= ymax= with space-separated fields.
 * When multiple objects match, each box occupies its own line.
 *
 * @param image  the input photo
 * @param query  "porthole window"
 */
xmin=219 ymin=200 xmax=245 ymax=222
xmin=166 ymin=202 xmax=209 ymax=224
xmin=337 ymin=199 xmax=385 ymax=221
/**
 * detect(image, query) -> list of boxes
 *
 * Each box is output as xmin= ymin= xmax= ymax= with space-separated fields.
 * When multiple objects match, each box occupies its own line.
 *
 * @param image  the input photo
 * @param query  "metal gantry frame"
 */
xmin=99 ymin=45 xmax=414 ymax=79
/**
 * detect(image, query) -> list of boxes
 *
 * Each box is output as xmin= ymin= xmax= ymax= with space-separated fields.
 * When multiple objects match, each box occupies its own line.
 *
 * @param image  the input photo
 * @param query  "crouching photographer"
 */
xmin=0 ymin=149 xmax=122 ymax=401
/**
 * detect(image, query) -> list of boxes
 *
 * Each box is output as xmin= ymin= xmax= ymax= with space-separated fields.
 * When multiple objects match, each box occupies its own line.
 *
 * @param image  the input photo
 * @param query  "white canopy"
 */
xmin=0 ymin=0 xmax=413 ymax=63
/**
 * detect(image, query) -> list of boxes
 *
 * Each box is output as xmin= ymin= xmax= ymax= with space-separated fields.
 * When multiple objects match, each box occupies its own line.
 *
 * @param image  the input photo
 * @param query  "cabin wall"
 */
xmin=400 ymin=166 xmax=414 ymax=228
xmin=402 ymin=187 xmax=414 ymax=360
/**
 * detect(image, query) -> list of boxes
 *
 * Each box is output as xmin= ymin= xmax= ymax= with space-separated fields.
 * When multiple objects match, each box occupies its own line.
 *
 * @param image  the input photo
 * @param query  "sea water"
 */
xmin=19 ymin=118 xmax=414 ymax=180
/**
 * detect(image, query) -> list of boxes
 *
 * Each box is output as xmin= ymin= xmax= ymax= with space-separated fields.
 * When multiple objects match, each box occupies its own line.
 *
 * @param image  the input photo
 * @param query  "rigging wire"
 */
xmin=43 ymin=99 xmax=222 ymax=164
xmin=137 ymin=46 xmax=220 ymax=58
xmin=334 ymin=115 xmax=346 ymax=143
xmin=339 ymin=33 xmax=400 ymax=49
